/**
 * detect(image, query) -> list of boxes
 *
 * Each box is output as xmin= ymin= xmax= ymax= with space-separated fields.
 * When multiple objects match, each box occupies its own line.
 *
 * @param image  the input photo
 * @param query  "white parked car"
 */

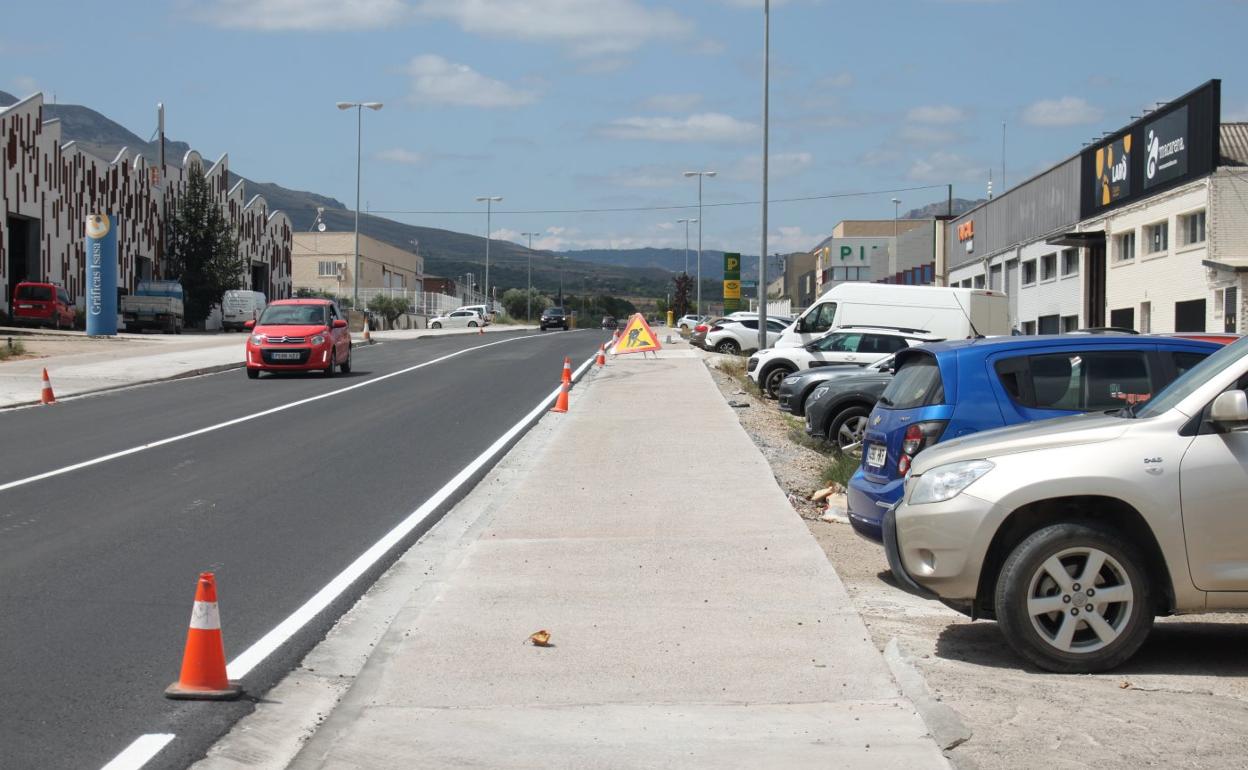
xmin=676 ymin=314 xmax=709 ymax=333
xmin=747 ymin=326 xmax=941 ymax=398
xmin=454 ymin=304 xmax=492 ymax=324
xmin=705 ymin=317 xmax=791 ymax=355
xmin=429 ymin=309 xmax=484 ymax=329
xmin=221 ymin=290 xmax=267 ymax=332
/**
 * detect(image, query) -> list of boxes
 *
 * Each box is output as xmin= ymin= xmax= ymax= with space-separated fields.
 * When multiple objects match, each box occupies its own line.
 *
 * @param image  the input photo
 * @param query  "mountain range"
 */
xmin=0 ymin=90 xmax=978 ymax=299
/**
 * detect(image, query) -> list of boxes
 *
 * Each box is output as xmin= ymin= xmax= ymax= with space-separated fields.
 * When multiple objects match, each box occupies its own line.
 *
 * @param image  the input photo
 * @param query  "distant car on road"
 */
xmin=601 ymin=315 xmax=618 ymax=330
xmin=11 ymin=281 xmax=75 ymax=329
xmin=430 ymin=310 xmax=484 ymax=329
xmin=455 ymin=304 xmax=493 ymax=324
xmin=245 ymin=298 xmax=351 ymax=379
xmin=541 ymin=306 xmax=569 ymax=331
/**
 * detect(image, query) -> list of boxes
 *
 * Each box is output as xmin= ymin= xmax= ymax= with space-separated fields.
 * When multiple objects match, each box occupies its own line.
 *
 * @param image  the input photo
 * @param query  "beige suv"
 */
xmin=886 ymin=336 xmax=1248 ymax=672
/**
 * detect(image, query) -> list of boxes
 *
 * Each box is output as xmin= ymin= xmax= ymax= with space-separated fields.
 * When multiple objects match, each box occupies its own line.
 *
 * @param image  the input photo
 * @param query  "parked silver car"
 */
xmin=886 ymin=336 xmax=1248 ymax=673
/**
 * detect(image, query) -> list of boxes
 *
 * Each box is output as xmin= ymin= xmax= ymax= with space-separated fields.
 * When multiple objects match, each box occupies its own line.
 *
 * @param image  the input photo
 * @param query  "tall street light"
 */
xmin=757 ymin=0 xmax=771 ymax=351
xmin=683 ymin=170 xmax=716 ymax=315
xmin=336 ymin=101 xmax=383 ymax=310
xmin=891 ymin=197 xmax=901 ymax=281
xmin=676 ymin=218 xmax=697 ymax=275
xmin=521 ymin=231 xmax=542 ymax=322
xmin=475 ymin=196 xmax=502 ymax=311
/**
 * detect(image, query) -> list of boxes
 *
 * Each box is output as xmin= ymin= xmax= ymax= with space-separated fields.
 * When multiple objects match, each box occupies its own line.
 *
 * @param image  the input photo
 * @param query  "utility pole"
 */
xmin=475 ymin=196 xmax=502 ymax=313
xmin=521 ymin=231 xmax=541 ymax=322
xmin=683 ymin=171 xmax=716 ymax=315
xmin=758 ymin=0 xmax=770 ymax=351
xmin=336 ymin=101 xmax=383 ymax=310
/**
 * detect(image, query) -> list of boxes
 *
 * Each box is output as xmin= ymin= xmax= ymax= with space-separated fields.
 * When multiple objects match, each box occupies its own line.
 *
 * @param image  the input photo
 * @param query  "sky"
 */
xmin=5 ymin=0 xmax=1248 ymax=257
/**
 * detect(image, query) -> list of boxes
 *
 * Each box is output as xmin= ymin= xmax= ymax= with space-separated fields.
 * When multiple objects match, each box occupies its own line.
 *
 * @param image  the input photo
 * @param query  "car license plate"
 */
xmin=271 ymin=351 xmax=301 ymax=360
xmin=18 ymin=304 xmax=33 ymax=309
xmin=866 ymin=444 xmax=887 ymax=468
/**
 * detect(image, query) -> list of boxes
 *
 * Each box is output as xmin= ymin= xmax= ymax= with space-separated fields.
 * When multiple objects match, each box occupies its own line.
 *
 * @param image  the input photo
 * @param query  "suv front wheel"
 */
xmin=994 ymin=522 xmax=1154 ymax=673
xmin=761 ymin=364 xmax=795 ymax=399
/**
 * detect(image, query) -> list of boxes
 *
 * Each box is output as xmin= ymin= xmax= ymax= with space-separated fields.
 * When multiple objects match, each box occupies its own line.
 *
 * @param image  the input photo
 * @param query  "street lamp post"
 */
xmin=521 ymin=231 xmax=541 ymax=322
xmin=758 ymin=0 xmax=770 ymax=351
xmin=475 ymin=196 xmax=502 ymax=313
xmin=682 ymin=170 xmax=716 ymax=315
xmin=891 ymin=197 xmax=901 ymax=281
xmin=676 ymin=218 xmax=697 ymax=275
xmin=336 ymin=101 xmax=383 ymax=310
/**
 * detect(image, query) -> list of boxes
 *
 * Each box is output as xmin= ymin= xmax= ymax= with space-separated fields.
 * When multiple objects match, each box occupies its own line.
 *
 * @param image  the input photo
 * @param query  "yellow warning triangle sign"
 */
xmin=612 ymin=313 xmax=662 ymax=355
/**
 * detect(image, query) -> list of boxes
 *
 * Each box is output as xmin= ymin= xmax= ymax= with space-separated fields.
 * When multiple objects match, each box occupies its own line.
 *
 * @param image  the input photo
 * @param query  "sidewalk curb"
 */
xmin=883 ymin=637 xmax=973 ymax=756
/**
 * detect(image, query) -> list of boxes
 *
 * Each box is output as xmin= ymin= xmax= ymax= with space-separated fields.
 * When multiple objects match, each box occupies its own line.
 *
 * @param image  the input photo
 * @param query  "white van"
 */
xmin=222 ymin=290 xmax=267 ymax=331
xmin=774 ymin=284 xmax=1008 ymax=348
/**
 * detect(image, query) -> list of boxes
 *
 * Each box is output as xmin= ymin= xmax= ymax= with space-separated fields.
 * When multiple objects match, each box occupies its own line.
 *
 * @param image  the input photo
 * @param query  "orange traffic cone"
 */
xmin=561 ymin=356 xmax=572 ymax=385
xmin=165 ymin=572 xmax=242 ymax=700
xmin=40 ymin=368 xmax=55 ymax=405
xmin=362 ymin=317 xmax=372 ymax=344
xmin=478 ymin=323 xmax=485 ymax=335
xmin=551 ymin=381 xmax=570 ymax=413
xmin=595 ymin=344 xmax=606 ymax=367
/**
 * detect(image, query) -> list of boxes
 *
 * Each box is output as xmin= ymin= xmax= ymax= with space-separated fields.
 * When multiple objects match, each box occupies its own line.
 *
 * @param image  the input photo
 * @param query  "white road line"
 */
xmin=95 ymin=349 xmax=598 ymax=770
xmin=1 ymin=331 xmax=587 ymax=495
xmin=99 ymin=734 xmax=174 ymax=770
xmin=226 ymin=350 xmax=597 ymax=678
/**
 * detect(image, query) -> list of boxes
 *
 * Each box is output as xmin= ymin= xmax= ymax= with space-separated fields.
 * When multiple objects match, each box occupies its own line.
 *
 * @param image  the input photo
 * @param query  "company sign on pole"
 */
xmin=722 ymin=252 xmax=742 ymax=312
xmin=85 ymin=214 xmax=119 ymax=336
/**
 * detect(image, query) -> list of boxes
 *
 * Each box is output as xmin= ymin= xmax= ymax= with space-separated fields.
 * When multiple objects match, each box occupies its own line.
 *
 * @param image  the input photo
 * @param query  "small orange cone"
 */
xmin=478 ymin=323 xmax=485 ymax=335
xmin=362 ymin=317 xmax=372 ymax=344
xmin=40 ymin=368 xmax=55 ymax=405
xmin=165 ymin=572 xmax=242 ymax=700
xmin=551 ymin=381 xmax=570 ymax=413
xmin=595 ymin=344 xmax=606 ymax=367
xmin=561 ymin=356 xmax=572 ymax=385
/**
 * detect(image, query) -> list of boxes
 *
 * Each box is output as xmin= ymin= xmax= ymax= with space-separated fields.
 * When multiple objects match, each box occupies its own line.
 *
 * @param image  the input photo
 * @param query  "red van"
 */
xmin=12 ymin=282 xmax=75 ymax=329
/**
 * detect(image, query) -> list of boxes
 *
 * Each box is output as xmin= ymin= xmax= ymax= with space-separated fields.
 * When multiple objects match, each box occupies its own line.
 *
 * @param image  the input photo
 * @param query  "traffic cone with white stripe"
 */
xmin=595 ymin=344 xmax=606 ymax=367
xmin=165 ymin=572 xmax=242 ymax=700
xmin=40 ymin=368 xmax=55 ymax=405
xmin=362 ymin=317 xmax=372 ymax=344
xmin=561 ymin=356 xmax=572 ymax=385
xmin=551 ymin=381 xmax=570 ymax=413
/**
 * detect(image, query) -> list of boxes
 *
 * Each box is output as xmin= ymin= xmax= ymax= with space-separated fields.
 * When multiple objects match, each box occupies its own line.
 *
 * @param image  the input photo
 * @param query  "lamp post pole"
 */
xmin=521 ymin=231 xmax=541 ymax=322
xmin=683 ymin=171 xmax=716 ymax=315
xmin=336 ymin=101 xmax=383 ymax=310
xmin=475 ymin=196 xmax=502 ymax=312
xmin=891 ymin=197 xmax=901 ymax=281
xmin=676 ymin=218 xmax=697 ymax=276
xmin=758 ymin=0 xmax=770 ymax=351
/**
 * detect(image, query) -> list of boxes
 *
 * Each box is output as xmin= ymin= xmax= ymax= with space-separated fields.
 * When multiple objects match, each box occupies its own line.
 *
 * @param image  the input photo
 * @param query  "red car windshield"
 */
xmin=259 ymin=305 xmax=327 ymax=326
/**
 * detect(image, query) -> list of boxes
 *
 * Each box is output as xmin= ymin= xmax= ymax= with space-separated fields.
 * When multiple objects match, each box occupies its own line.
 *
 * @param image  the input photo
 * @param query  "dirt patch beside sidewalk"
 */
xmin=703 ymin=349 xmax=1248 ymax=770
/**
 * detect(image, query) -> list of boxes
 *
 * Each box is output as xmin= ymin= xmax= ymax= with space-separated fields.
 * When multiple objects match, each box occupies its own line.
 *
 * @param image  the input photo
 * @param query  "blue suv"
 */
xmin=846 ymin=334 xmax=1222 ymax=543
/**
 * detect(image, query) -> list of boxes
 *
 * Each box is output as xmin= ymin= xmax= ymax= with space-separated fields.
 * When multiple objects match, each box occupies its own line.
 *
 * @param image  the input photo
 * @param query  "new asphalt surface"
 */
xmin=0 ymin=328 xmax=608 ymax=770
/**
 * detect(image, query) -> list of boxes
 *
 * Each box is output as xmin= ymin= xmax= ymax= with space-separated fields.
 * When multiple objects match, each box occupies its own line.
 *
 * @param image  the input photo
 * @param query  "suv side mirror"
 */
xmin=1211 ymin=390 xmax=1248 ymax=428
xmin=243 ymin=319 xmax=256 ymax=330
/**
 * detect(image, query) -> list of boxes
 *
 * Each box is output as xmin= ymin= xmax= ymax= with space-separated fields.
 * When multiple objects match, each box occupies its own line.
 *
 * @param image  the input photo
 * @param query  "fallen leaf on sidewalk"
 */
xmin=1119 ymin=681 xmax=1132 ymax=689
xmin=529 ymin=630 xmax=552 ymax=647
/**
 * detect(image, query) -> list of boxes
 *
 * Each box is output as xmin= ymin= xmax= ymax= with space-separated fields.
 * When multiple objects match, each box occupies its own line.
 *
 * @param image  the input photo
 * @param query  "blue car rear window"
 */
xmin=880 ymin=355 xmax=943 ymax=409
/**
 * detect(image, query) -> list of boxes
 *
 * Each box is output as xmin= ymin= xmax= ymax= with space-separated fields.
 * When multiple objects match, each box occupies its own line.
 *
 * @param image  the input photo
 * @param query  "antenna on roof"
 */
xmin=987 ymin=168 xmax=993 ymax=200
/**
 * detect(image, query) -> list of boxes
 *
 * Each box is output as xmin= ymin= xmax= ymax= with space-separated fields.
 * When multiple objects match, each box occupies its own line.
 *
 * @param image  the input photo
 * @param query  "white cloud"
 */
xmin=906 ymin=104 xmax=965 ymax=124
xmin=728 ymin=151 xmax=815 ymax=181
xmin=641 ymin=93 xmax=704 ymax=112
xmin=908 ymin=151 xmax=987 ymax=183
xmin=11 ymin=75 xmax=38 ymax=95
xmin=603 ymin=165 xmax=684 ymax=189
xmin=768 ymin=226 xmax=819 ymax=253
xmin=376 ymin=148 xmax=425 ymax=165
xmin=899 ymin=125 xmax=959 ymax=145
xmin=415 ymin=0 xmax=690 ymax=57
xmin=1022 ymin=96 xmax=1102 ymax=127
xmin=196 ymin=0 xmax=408 ymax=30
xmin=600 ymin=112 xmax=756 ymax=143
xmin=404 ymin=55 xmax=536 ymax=108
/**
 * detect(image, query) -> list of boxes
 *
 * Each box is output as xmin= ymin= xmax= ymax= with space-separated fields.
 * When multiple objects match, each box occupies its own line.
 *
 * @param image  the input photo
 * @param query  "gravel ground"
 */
xmin=702 ymin=348 xmax=1248 ymax=770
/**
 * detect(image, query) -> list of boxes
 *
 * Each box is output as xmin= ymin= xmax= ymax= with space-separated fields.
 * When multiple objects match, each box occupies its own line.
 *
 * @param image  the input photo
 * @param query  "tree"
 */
xmin=368 ymin=294 xmax=409 ymax=328
xmin=501 ymin=287 xmax=548 ymax=320
xmin=672 ymin=273 xmax=692 ymax=318
xmin=165 ymin=163 xmax=247 ymax=326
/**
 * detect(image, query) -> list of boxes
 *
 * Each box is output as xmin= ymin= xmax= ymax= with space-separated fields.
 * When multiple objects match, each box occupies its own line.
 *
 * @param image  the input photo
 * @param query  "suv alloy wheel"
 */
xmin=716 ymin=339 xmax=740 ymax=355
xmin=994 ymin=522 xmax=1154 ymax=673
xmin=827 ymin=405 xmax=870 ymax=456
xmin=763 ymin=365 xmax=795 ymax=399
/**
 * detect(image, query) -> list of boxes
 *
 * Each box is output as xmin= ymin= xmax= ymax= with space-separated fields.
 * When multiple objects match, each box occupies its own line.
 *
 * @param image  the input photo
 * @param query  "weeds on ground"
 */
xmin=821 ymin=453 xmax=860 ymax=488
xmin=784 ymin=415 xmax=831 ymax=454
xmin=0 ymin=338 xmax=26 ymax=361
xmin=715 ymin=357 xmax=753 ymax=392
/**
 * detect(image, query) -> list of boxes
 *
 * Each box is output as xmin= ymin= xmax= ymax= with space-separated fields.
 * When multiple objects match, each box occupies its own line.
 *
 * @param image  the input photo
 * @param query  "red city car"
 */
xmin=244 ymin=299 xmax=351 ymax=379
xmin=12 ymin=281 xmax=75 ymax=329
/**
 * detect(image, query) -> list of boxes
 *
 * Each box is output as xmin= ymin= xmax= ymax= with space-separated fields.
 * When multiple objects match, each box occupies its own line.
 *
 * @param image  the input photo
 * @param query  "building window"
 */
xmin=1040 ymin=253 xmax=1057 ymax=282
xmin=318 ymin=260 xmax=338 ymax=277
xmin=1225 ymin=287 xmax=1238 ymax=333
xmin=1114 ymin=232 xmax=1135 ymax=262
xmin=989 ymin=264 xmax=1002 ymax=290
xmin=1022 ymin=260 xmax=1037 ymax=286
xmin=1038 ymin=315 xmax=1060 ymax=334
xmin=974 ymin=275 xmax=985 ymax=289
xmin=1061 ymin=249 xmax=1079 ymax=277
xmin=1180 ymin=210 xmax=1206 ymax=246
xmin=1062 ymin=315 xmax=1079 ymax=332
xmin=1110 ymin=307 xmax=1135 ymax=330
xmin=1140 ymin=301 xmax=1151 ymax=334
xmin=1022 ymin=321 xmax=1036 ymax=335
xmin=1175 ymin=298 xmax=1206 ymax=332
xmin=1145 ymin=221 xmax=1169 ymax=254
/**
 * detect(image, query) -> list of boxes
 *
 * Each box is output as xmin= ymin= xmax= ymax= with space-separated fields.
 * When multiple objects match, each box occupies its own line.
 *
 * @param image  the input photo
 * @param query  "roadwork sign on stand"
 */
xmin=612 ymin=313 xmax=662 ymax=357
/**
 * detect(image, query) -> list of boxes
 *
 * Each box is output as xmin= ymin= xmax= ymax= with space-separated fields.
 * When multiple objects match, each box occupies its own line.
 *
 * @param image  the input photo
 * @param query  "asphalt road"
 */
xmin=0 ymin=328 xmax=609 ymax=770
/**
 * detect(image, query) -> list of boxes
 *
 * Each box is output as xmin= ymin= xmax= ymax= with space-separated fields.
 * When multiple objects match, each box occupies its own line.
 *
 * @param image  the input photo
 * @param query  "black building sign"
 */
xmin=1080 ymin=80 xmax=1220 ymax=219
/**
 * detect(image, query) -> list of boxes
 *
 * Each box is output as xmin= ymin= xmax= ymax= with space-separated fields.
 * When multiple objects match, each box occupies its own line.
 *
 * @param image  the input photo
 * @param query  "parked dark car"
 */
xmin=601 ymin=315 xmax=618 ymax=330
xmin=802 ymin=368 xmax=893 ymax=454
xmin=540 ymin=306 xmax=569 ymax=331
xmin=777 ymin=355 xmax=895 ymax=417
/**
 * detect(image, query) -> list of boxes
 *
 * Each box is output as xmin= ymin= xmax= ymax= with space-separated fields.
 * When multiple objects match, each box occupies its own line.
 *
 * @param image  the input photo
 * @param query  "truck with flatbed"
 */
xmin=121 ymin=280 xmax=184 ymax=334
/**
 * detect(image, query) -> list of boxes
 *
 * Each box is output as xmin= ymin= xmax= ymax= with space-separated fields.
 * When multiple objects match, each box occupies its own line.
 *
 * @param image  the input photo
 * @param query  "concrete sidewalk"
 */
xmin=249 ymin=344 xmax=947 ymax=768
xmin=0 ymin=324 xmax=536 ymax=408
